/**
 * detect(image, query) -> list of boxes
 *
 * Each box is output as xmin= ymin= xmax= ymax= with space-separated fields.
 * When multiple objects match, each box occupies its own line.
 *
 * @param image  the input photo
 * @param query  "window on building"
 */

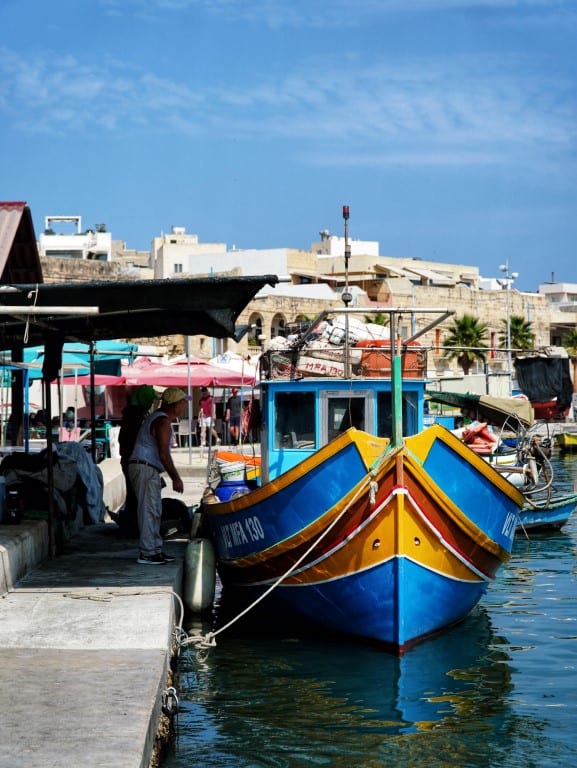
xmin=174 ymin=263 xmax=183 ymax=273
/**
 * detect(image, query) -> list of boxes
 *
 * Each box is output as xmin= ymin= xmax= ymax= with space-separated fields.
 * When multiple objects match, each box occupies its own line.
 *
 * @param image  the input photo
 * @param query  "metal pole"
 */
xmin=90 ymin=341 xmax=97 ymax=463
xmin=499 ymin=260 xmax=518 ymax=396
xmin=506 ymin=280 xmax=512 ymax=395
xmin=390 ymin=312 xmax=403 ymax=447
xmin=342 ymin=205 xmax=352 ymax=377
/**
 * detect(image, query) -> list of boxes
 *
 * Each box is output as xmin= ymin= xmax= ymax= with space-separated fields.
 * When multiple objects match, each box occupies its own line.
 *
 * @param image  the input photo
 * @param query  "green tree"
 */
xmin=563 ymin=329 xmax=577 ymax=394
xmin=498 ymin=314 xmax=534 ymax=355
xmin=442 ymin=314 xmax=489 ymax=375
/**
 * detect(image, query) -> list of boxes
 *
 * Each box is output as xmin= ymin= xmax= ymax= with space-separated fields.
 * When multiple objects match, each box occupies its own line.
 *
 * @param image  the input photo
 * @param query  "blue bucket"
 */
xmin=214 ymin=481 xmax=250 ymax=502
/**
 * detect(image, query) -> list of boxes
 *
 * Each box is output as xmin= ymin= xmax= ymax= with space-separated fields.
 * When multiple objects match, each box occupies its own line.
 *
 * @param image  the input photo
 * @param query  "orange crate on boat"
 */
xmin=357 ymin=341 xmax=426 ymax=379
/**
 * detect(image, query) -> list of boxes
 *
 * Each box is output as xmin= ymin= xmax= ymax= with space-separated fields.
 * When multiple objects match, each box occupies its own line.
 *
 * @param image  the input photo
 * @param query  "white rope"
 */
xmin=23 ymin=285 xmax=39 ymax=344
xmin=180 ymin=461 xmax=385 ymax=651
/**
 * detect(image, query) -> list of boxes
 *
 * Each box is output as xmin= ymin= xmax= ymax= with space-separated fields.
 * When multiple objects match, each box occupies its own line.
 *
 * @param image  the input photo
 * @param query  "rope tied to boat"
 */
xmin=369 ymin=471 xmax=378 ymax=505
xmin=178 ymin=462 xmax=384 ymax=655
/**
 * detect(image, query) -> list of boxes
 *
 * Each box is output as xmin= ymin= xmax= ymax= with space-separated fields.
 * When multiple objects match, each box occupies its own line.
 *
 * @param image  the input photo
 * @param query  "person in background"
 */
xmin=129 ymin=386 xmax=189 ymax=565
xmin=63 ymin=407 xmax=75 ymax=430
xmin=198 ymin=386 xmax=220 ymax=447
xmin=114 ymin=385 xmax=158 ymax=537
xmin=225 ymin=387 xmax=242 ymax=445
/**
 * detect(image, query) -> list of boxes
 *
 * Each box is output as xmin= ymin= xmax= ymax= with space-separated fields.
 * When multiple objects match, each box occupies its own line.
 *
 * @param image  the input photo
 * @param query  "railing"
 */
xmin=260 ymin=345 xmax=428 ymax=381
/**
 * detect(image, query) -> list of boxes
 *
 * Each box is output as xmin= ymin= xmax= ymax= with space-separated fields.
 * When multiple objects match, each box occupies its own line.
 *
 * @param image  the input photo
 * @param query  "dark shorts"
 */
xmin=229 ymin=417 xmax=240 ymax=428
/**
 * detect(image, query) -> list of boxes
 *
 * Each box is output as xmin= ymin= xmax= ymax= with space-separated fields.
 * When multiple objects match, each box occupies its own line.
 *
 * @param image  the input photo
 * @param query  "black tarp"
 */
xmin=514 ymin=355 xmax=573 ymax=408
xmin=0 ymin=275 xmax=278 ymax=348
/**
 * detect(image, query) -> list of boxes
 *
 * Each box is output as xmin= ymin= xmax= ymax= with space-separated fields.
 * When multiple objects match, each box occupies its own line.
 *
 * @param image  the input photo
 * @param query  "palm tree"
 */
xmin=563 ymin=329 xmax=577 ymax=394
xmin=498 ymin=315 xmax=534 ymax=355
xmin=442 ymin=314 xmax=489 ymax=375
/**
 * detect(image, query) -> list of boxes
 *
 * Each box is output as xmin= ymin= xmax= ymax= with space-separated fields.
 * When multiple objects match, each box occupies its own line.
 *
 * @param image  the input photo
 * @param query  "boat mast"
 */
xmin=390 ymin=309 xmax=403 ymax=447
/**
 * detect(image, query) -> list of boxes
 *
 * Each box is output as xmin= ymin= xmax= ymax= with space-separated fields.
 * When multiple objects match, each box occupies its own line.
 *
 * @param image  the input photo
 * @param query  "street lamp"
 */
xmin=498 ymin=261 xmax=519 ymax=395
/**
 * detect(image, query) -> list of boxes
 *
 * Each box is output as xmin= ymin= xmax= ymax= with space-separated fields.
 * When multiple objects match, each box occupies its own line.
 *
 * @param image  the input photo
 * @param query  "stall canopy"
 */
xmin=0 ymin=275 xmax=278 ymax=349
xmin=208 ymin=351 xmax=259 ymax=384
xmin=123 ymin=358 xmax=256 ymax=388
xmin=22 ymin=341 xmax=137 ymax=379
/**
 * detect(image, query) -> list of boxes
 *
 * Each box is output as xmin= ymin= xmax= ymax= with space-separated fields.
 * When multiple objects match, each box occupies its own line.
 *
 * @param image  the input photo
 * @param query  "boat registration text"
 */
xmin=221 ymin=516 xmax=265 ymax=549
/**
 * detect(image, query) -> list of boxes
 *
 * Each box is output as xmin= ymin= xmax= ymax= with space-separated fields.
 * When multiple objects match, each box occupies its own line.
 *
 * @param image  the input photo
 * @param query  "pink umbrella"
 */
xmin=61 ymin=374 xmax=127 ymax=386
xmin=122 ymin=359 xmax=255 ymax=388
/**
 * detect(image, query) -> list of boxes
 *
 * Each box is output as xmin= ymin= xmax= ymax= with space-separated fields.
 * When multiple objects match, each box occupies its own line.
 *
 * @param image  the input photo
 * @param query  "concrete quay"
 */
xmin=0 ymin=446 xmax=221 ymax=768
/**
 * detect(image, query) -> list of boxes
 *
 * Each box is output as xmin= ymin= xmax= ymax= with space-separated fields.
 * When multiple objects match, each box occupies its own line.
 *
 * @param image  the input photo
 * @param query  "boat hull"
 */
xmin=517 ymin=493 xmax=577 ymax=532
xmin=205 ymin=425 xmax=523 ymax=652
xmin=555 ymin=432 xmax=577 ymax=452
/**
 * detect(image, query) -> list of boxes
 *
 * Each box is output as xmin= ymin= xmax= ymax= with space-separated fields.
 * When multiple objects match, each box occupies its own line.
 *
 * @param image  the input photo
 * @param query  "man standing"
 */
xmin=116 ymin=384 xmax=158 ymax=537
xmin=198 ymin=386 xmax=220 ymax=447
xmin=129 ymin=386 xmax=189 ymax=565
xmin=225 ymin=387 xmax=242 ymax=445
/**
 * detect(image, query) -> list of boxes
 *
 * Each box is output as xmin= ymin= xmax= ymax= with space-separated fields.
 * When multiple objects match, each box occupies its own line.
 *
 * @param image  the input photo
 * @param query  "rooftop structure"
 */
xmin=39 ymin=216 xmax=112 ymax=261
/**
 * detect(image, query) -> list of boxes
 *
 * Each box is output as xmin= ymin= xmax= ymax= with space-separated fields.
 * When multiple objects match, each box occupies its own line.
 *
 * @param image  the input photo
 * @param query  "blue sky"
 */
xmin=1 ymin=0 xmax=576 ymax=291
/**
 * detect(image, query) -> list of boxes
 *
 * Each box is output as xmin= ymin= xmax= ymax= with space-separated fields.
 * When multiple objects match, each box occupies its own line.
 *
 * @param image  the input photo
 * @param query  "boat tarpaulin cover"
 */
xmin=514 ymin=356 xmax=573 ymax=409
xmin=426 ymin=390 xmax=535 ymax=427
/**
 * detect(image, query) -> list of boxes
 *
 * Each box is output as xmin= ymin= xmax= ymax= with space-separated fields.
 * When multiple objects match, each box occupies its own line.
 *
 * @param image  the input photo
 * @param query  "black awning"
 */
xmin=0 ymin=275 xmax=277 ymax=347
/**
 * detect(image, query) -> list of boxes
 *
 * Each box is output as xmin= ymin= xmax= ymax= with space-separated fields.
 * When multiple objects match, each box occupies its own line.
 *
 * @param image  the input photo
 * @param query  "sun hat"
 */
xmin=161 ymin=386 xmax=191 ymax=405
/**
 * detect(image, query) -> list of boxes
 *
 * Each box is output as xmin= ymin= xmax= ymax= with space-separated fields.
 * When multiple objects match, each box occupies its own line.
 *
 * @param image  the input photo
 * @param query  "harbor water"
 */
xmin=164 ymin=452 xmax=577 ymax=768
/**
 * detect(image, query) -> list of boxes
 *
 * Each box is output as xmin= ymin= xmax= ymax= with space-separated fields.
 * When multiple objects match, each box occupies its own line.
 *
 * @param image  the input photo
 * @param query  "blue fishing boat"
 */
xmin=426 ymin=390 xmax=575 ymax=532
xmin=203 ymin=208 xmax=524 ymax=653
xmin=517 ymin=492 xmax=577 ymax=532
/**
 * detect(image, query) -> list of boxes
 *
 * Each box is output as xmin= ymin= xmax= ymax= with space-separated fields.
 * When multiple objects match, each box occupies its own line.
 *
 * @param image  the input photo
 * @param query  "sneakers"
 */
xmin=137 ymin=552 xmax=175 ymax=565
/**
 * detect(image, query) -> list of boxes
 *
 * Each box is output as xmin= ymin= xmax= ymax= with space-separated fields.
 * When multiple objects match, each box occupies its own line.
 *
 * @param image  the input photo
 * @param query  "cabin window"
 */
xmin=319 ymin=390 xmax=372 ymax=445
xmin=327 ymin=396 xmax=366 ymax=442
xmin=274 ymin=391 xmax=316 ymax=449
xmin=376 ymin=392 xmax=419 ymax=437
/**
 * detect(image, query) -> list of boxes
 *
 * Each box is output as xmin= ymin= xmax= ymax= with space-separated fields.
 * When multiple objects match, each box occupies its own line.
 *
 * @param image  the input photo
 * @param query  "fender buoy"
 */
xmin=184 ymin=538 xmax=216 ymax=613
xmin=463 ymin=423 xmax=498 ymax=445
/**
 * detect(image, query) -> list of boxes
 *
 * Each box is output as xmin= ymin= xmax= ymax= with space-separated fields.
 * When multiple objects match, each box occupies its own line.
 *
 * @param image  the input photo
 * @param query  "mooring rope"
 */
xmin=178 ymin=463 xmax=383 ymax=656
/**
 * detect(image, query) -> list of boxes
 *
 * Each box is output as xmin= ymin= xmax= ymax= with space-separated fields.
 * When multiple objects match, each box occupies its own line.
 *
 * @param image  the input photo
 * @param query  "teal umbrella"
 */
xmin=22 ymin=341 xmax=137 ymax=379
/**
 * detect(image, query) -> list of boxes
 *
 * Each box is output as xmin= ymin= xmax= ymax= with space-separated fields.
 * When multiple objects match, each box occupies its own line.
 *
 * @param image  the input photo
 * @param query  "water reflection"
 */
xmin=166 ymin=608 xmax=521 ymax=768
xmin=163 ymin=451 xmax=577 ymax=768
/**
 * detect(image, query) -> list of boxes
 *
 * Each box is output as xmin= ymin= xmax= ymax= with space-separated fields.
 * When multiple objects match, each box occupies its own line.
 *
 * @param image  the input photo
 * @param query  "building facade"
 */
xmin=36 ymin=216 xmax=577 ymax=382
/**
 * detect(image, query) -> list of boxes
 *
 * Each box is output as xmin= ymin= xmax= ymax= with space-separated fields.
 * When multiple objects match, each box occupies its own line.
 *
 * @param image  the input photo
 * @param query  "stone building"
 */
xmin=37 ymin=219 xmax=577 ymax=381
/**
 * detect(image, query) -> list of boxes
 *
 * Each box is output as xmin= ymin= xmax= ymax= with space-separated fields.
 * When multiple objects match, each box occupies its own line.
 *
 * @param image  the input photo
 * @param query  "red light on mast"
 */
xmin=342 ymin=205 xmax=349 ymax=220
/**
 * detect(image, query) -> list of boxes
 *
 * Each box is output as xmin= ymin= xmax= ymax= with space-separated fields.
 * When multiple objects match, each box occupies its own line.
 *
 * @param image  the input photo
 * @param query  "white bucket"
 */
xmin=216 ymin=459 xmax=246 ymax=483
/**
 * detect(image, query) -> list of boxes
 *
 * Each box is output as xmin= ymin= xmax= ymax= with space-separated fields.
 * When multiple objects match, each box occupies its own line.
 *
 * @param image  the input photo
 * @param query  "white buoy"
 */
xmin=184 ymin=538 xmax=216 ymax=613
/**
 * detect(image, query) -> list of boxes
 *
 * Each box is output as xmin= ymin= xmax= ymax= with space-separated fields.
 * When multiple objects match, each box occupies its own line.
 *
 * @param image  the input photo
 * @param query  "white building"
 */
xmin=152 ymin=226 xmax=303 ymax=279
xmin=538 ymin=281 xmax=577 ymax=313
xmin=312 ymin=230 xmax=380 ymax=258
xmin=38 ymin=216 xmax=112 ymax=261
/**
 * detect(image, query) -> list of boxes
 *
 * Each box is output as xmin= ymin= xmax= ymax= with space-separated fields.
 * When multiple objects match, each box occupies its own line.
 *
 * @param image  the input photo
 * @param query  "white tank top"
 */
xmin=130 ymin=410 xmax=171 ymax=471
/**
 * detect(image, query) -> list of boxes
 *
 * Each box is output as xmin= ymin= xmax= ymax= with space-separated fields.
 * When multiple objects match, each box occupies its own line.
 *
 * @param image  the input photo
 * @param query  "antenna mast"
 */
xmin=342 ymin=206 xmax=352 ymax=376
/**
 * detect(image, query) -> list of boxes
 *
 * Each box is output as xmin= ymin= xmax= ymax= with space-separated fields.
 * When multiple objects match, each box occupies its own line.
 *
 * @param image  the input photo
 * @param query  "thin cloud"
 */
xmin=98 ymin=0 xmax=577 ymax=28
xmin=0 ymin=44 xmax=573 ymax=175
